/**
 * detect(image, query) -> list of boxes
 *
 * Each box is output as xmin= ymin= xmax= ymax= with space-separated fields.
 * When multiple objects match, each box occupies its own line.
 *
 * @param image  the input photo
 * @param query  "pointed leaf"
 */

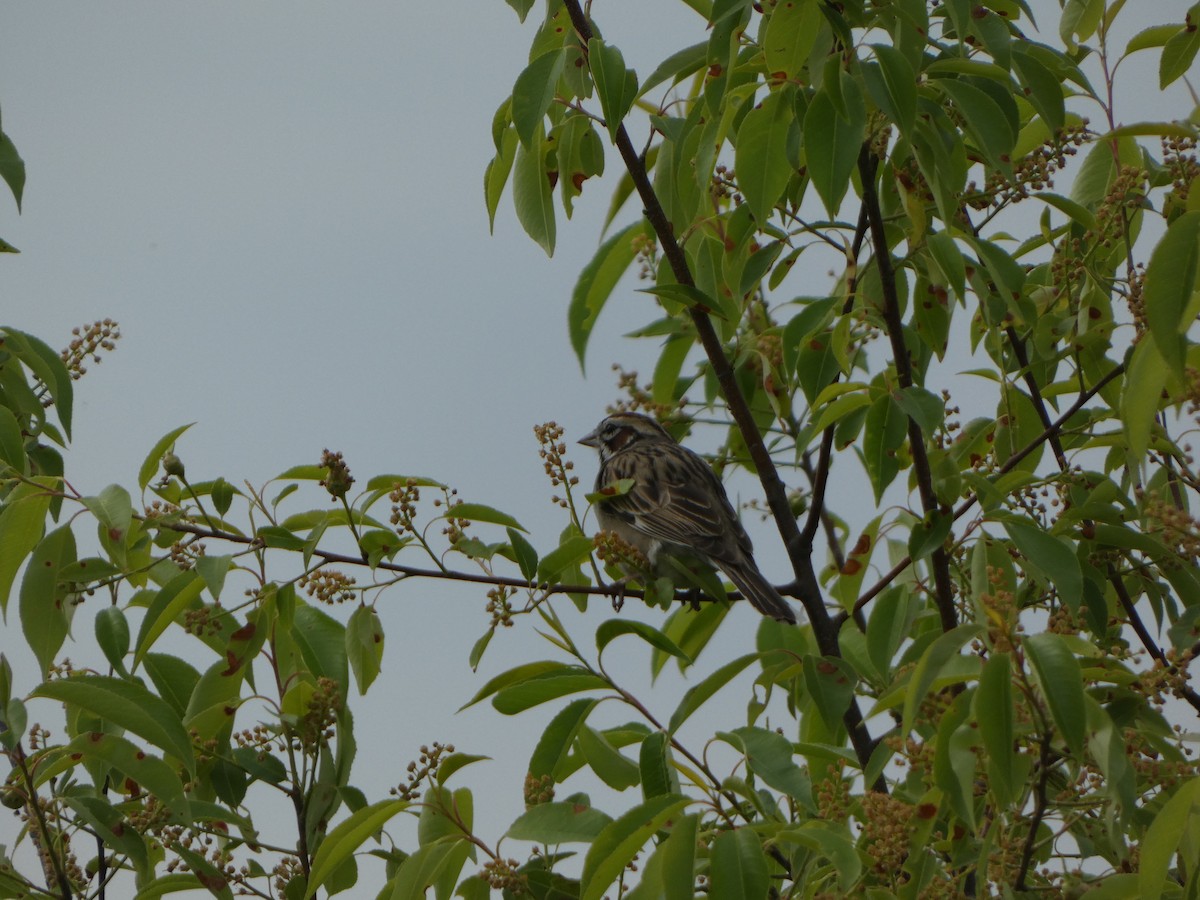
xmin=1143 ymin=209 xmax=1200 ymax=376
xmin=709 ymin=827 xmax=769 ymax=900
xmin=20 ymin=525 xmax=75 ymax=678
xmin=596 ymin=619 xmax=691 ymax=662
xmin=763 ymin=0 xmax=821 ymax=81
xmin=507 ymin=800 xmax=614 ymax=843
xmin=735 ymin=88 xmax=795 ymax=222
xmin=512 ymin=49 xmax=566 ymax=148
xmin=304 ymin=800 xmax=409 ymax=899
xmin=569 ymin=220 xmax=646 ymax=369
xmin=32 ymin=675 xmax=196 ymax=773
xmin=588 ymin=38 xmax=639 ymax=141
xmin=580 ymin=794 xmax=691 ymax=900
xmin=1024 ymin=632 xmax=1085 ymax=756
xmin=139 ymin=423 xmax=194 ymax=491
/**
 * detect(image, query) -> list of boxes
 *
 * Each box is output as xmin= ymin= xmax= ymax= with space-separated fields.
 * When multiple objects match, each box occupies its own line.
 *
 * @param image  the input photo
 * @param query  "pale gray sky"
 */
xmin=0 ymin=2 xmax=1195 ymax=894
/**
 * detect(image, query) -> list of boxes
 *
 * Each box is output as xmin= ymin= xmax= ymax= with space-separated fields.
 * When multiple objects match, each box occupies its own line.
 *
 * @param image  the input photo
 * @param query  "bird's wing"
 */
xmin=602 ymin=443 xmax=752 ymax=561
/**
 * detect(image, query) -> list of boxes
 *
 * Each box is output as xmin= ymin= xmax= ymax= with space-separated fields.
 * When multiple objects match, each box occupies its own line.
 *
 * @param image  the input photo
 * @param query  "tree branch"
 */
xmin=857 ymin=146 xmax=958 ymax=633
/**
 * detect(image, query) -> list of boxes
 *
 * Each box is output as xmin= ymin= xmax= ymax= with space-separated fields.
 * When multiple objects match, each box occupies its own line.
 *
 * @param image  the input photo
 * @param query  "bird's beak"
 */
xmin=578 ymin=429 xmax=599 ymax=448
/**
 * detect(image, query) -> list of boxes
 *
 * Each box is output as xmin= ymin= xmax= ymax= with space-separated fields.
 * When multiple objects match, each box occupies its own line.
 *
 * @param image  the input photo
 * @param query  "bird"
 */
xmin=578 ymin=412 xmax=797 ymax=624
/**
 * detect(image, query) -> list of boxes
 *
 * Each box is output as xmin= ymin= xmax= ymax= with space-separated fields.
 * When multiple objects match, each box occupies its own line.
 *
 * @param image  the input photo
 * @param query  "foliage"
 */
xmin=3 ymin=0 xmax=1200 ymax=897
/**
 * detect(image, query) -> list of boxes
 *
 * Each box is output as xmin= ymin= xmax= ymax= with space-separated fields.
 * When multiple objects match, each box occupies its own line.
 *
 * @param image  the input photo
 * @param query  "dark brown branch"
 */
xmin=1013 ymin=733 xmax=1053 ymax=891
xmin=156 ymin=519 xmax=780 ymax=611
xmin=857 ymin=146 xmax=958 ymax=633
xmin=1110 ymin=563 xmax=1200 ymax=714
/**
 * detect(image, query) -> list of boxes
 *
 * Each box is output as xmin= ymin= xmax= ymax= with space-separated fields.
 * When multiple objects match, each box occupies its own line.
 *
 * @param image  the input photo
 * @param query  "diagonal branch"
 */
xmin=857 ymin=146 xmax=958 ymax=633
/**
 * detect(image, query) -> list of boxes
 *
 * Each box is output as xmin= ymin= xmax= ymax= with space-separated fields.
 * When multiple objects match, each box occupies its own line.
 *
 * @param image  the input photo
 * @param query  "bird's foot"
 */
xmin=603 ymin=577 xmax=630 ymax=613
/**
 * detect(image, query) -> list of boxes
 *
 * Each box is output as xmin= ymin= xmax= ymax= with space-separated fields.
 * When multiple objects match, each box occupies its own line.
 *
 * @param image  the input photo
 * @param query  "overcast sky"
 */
xmin=0 ymin=2 xmax=1195 ymax=893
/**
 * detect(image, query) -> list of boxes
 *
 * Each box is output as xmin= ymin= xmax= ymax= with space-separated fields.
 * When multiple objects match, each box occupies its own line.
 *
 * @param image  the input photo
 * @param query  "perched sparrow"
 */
xmin=579 ymin=412 xmax=797 ymax=624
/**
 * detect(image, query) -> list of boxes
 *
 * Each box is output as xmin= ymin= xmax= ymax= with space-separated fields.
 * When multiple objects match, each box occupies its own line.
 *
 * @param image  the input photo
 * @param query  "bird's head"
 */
xmin=578 ymin=412 xmax=673 ymax=460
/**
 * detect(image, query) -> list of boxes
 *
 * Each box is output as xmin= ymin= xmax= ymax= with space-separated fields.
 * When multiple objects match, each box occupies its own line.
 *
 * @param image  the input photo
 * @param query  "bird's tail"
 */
xmin=719 ymin=559 xmax=797 ymax=624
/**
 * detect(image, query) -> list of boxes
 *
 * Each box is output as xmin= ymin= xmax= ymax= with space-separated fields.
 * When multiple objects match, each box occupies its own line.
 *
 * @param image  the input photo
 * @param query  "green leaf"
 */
xmin=1143 ymin=209 xmax=1200 ymax=377
xmin=1004 ymin=520 xmax=1083 ymax=615
xmin=901 ymin=624 xmax=981 ymax=736
xmin=1035 ymin=191 xmax=1096 ymax=230
xmin=1024 ymin=632 xmax=1085 ymax=756
xmin=1060 ymin=0 xmax=1105 ymax=48
xmin=580 ymin=795 xmax=691 ymax=900
xmin=57 ymin=732 xmax=189 ymax=816
xmin=138 ymin=423 xmax=194 ymax=491
xmin=507 ymin=527 xmax=539 ymax=581
xmin=802 ymin=656 xmax=857 ymax=732
xmin=459 ymin=659 xmax=572 ymax=709
xmin=346 ymin=604 xmax=384 ymax=695
xmin=63 ymin=794 xmax=150 ymax=877
xmin=493 ymin=666 xmax=608 ymax=714
xmin=976 ymin=652 xmax=1016 ymax=806
xmin=734 ymin=89 xmax=795 ymax=223
xmin=195 ymin=554 xmax=233 ymax=601
xmin=1161 ymin=22 xmax=1200 ymax=88
xmin=486 ymin=122 xmax=519 ymax=233
xmin=304 ymin=800 xmax=409 ymax=899
xmin=728 ymin=726 xmax=810 ymax=799
xmin=861 ymin=393 xmax=906 ymax=502
xmin=1139 ymin=777 xmax=1200 ymax=899
xmin=709 ymin=827 xmax=769 ymax=900
xmin=569 ymin=220 xmax=646 ymax=369
xmin=578 ymin=725 xmax=640 ymax=790
xmin=936 ymin=78 xmax=1017 ymax=171
xmin=639 ymin=41 xmax=708 ymax=98
xmin=20 ymin=525 xmax=75 ymax=679
xmin=133 ymin=571 xmax=205 ymax=668
xmin=95 ymin=606 xmax=131 ymax=672
xmin=636 ymin=282 xmax=722 ymax=315
xmin=507 ymin=800 xmax=614 ymax=843
xmin=655 ymin=814 xmax=699 ymax=900
xmin=804 ymin=71 xmax=866 ymax=216
xmin=1126 ymin=23 xmax=1184 ymax=56
xmin=3 ymin=330 xmax=69 ymax=441
xmin=142 ymin=652 xmax=201 ymax=718
xmin=1121 ymin=338 xmax=1169 ymax=460
xmin=513 ymin=126 xmax=556 ymax=256
xmin=0 ymin=405 xmax=26 ymax=476
xmin=0 ymin=478 xmax=53 ymax=616
xmin=862 ymin=44 xmax=917 ymax=137
xmin=33 ymin=675 xmax=196 ymax=773
xmin=763 ymin=0 xmax=820 ymax=81
xmin=292 ymin=603 xmax=349 ymax=686
xmin=588 ymin=38 xmax=639 ymax=142
xmin=530 ymin=698 xmax=600 ymax=780
xmin=596 ymin=619 xmax=691 ymax=662
xmin=1011 ymin=49 xmax=1065 ymax=133
xmin=537 ymin=534 xmax=595 ymax=583
xmin=448 ymin=502 xmax=527 ymax=532
xmin=512 ymin=49 xmax=566 ymax=148
xmin=669 ymin=653 xmax=757 ymax=734
xmin=0 ymin=130 xmax=25 ymax=211
xmin=639 ymin=730 xmax=676 ymax=800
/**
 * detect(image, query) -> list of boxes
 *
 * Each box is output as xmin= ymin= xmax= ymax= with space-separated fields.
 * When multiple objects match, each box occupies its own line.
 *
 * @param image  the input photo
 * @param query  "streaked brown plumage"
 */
xmin=579 ymin=412 xmax=797 ymax=624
